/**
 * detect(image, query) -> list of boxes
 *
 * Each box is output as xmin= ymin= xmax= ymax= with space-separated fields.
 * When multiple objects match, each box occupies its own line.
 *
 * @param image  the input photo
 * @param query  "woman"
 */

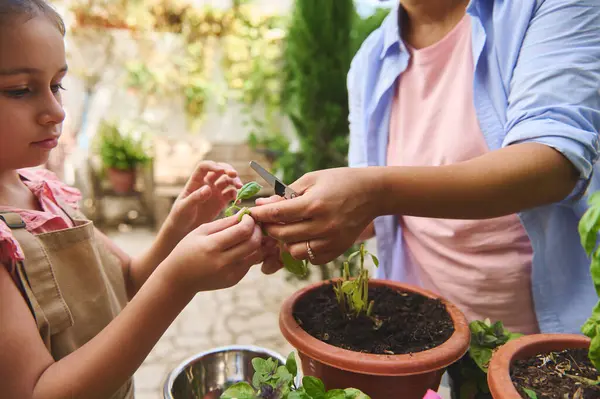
xmin=252 ymin=0 xmax=600 ymax=338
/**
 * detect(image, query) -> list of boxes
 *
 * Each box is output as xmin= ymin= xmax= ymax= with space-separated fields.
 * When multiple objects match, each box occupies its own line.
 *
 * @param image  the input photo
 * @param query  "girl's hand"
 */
xmin=251 ymin=168 xmax=377 ymax=265
xmin=166 ymin=161 xmax=243 ymax=240
xmin=160 ymin=214 xmax=264 ymax=294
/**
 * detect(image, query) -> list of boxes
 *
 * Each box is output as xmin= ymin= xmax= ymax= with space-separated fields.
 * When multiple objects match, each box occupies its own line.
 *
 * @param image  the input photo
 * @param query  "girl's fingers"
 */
xmin=220 ymin=223 xmax=263 ymax=263
xmin=214 ymin=174 xmax=233 ymax=189
xmin=183 ymin=161 xmax=222 ymax=195
xmin=196 ymin=213 xmax=247 ymax=236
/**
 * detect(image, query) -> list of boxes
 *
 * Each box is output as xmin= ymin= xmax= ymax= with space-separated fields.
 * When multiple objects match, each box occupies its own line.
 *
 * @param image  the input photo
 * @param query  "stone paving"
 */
xmin=108 ymin=227 xmax=451 ymax=399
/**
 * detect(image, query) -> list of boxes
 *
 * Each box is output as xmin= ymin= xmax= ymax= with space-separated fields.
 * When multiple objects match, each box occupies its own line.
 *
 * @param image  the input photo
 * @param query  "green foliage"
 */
xmin=522 ymin=388 xmax=538 ymax=399
xmin=96 ymin=120 xmax=152 ymax=171
xmin=578 ymin=191 xmax=600 ymax=370
xmin=333 ymin=244 xmax=379 ymax=318
xmin=220 ymin=352 xmax=370 ymax=399
xmin=277 ymin=0 xmax=355 ymax=184
xmin=246 ymin=2 xmax=388 ymax=282
xmin=468 ymin=319 xmax=523 ymax=373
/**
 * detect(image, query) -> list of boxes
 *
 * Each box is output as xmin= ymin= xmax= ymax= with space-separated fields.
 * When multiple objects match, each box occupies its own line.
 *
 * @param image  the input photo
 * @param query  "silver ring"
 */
xmin=306 ymin=241 xmax=316 ymax=262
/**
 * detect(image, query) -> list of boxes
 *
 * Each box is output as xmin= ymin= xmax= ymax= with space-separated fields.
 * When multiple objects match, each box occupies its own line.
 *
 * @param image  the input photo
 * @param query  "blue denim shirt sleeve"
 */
xmin=348 ymin=29 xmax=384 ymax=169
xmin=348 ymin=57 xmax=368 ymax=168
xmin=502 ymin=0 xmax=600 ymax=198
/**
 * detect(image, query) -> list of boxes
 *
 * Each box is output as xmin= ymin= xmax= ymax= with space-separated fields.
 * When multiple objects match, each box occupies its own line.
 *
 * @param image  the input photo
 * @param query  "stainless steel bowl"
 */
xmin=163 ymin=345 xmax=287 ymax=399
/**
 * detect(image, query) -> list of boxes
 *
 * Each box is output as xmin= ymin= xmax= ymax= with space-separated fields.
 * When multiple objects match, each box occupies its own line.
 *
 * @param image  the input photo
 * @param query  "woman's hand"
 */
xmin=165 ymin=161 xmax=243 ymax=241
xmin=250 ymin=167 xmax=378 ymax=265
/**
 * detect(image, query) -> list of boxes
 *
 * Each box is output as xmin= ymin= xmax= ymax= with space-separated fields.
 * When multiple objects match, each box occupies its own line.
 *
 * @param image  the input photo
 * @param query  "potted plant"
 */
xmin=96 ymin=119 xmax=152 ymax=194
xmin=446 ymin=319 xmax=524 ymax=399
xmin=487 ymin=192 xmax=600 ymax=398
xmin=220 ymin=352 xmax=371 ymax=399
xmin=226 ymin=183 xmax=469 ymax=398
xmin=278 ymin=243 xmax=471 ymax=399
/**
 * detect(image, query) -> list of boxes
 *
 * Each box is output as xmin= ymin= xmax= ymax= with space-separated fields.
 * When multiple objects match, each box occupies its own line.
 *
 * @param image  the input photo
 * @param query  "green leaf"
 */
xmin=579 ymin=200 xmax=600 ymax=256
xmin=237 ymin=181 xmax=263 ymax=202
xmin=324 ymin=390 xmax=346 ymax=399
xmin=302 ymin=376 xmax=326 ymax=397
xmin=238 ymin=207 xmax=252 ymax=221
xmin=288 ymin=391 xmax=310 ymax=399
xmin=369 ymin=254 xmax=379 ymax=267
xmin=347 ymin=251 xmax=360 ymax=263
xmin=252 ymin=358 xmax=269 ymax=373
xmin=275 ymin=365 xmax=293 ymax=385
xmin=591 ymin=248 xmax=600 ymax=297
xmin=265 ymin=358 xmax=278 ymax=373
xmin=286 ymin=352 xmax=298 ymax=377
xmin=252 ymin=371 xmax=265 ymax=390
xmin=522 ymin=388 xmax=538 ymax=399
xmin=220 ymin=382 xmax=257 ymax=399
xmin=282 ymin=251 xmax=308 ymax=276
xmin=469 ymin=345 xmax=493 ymax=373
xmin=341 ymin=280 xmax=355 ymax=294
xmin=343 ymin=388 xmax=370 ymax=399
xmin=225 ymin=206 xmax=236 ymax=217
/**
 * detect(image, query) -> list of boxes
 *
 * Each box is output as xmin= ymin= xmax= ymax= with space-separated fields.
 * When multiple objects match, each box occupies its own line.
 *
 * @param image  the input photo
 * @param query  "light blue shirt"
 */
xmin=347 ymin=0 xmax=600 ymax=334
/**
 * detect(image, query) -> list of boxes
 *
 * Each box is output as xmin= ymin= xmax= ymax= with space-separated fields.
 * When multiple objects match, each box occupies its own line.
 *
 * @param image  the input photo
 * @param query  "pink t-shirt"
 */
xmin=387 ymin=16 xmax=539 ymax=334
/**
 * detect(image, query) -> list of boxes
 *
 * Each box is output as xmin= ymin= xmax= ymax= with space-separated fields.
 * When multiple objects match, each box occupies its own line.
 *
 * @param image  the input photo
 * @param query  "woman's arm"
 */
xmin=251 ymin=142 xmax=578 ymax=264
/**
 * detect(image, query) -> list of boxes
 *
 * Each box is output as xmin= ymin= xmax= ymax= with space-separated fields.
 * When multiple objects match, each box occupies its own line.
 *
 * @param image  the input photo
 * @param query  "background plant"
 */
xmin=96 ymin=119 xmax=152 ymax=171
xmin=220 ymin=352 xmax=370 ymax=399
xmin=246 ymin=1 xmax=390 ymax=281
xmin=456 ymin=320 xmax=523 ymax=399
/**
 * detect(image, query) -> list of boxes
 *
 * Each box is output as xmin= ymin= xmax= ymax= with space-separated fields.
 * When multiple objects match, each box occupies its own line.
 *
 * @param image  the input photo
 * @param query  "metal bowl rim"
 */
xmin=163 ymin=344 xmax=287 ymax=399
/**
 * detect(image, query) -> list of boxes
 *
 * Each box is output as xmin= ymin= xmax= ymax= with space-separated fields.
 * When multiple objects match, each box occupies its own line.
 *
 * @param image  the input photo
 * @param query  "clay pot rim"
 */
xmin=487 ymin=333 xmax=591 ymax=399
xmin=279 ymin=278 xmax=470 ymax=376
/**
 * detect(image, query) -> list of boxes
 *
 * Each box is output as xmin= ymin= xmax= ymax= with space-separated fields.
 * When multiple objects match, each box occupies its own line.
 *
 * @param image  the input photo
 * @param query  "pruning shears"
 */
xmin=249 ymin=161 xmax=297 ymax=199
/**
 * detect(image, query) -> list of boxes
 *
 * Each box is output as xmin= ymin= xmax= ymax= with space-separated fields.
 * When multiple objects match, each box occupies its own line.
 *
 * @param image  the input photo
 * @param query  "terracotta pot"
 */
xmin=279 ymin=279 xmax=470 ymax=399
xmin=487 ymin=333 xmax=591 ymax=399
xmin=107 ymin=168 xmax=136 ymax=194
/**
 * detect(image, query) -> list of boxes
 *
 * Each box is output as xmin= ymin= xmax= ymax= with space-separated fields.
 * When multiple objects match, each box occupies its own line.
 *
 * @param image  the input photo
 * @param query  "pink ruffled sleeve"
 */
xmin=0 ymin=219 xmax=25 ymax=277
xmin=19 ymin=168 xmax=82 ymax=210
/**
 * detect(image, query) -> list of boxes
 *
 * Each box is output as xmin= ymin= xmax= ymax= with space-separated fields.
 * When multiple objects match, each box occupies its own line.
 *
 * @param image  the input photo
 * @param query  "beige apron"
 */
xmin=0 ymin=201 xmax=134 ymax=399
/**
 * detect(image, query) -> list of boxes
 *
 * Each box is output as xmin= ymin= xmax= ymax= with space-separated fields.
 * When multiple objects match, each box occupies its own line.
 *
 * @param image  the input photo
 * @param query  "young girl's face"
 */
xmin=0 ymin=15 xmax=67 ymax=171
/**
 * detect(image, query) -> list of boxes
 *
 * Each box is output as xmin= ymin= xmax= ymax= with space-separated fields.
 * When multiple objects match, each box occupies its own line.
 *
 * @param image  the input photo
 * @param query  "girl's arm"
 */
xmin=94 ymin=225 xmax=182 ymax=299
xmin=0 ymin=215 xmax=263 ymax=399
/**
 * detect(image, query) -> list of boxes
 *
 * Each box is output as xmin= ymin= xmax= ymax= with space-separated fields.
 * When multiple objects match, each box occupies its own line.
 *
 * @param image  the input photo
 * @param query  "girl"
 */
xmin=252 ymin=0 xmax=600 ymax=393
xmin=0 ymin=1 xmax=279 ymax=398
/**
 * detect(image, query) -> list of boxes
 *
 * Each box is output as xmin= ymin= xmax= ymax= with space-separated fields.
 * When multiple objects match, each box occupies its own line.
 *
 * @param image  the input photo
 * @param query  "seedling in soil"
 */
xmin=333 ymin=243 xmax=379 ymax=319
xmin=225 ymin=182 xmax=308 ymax=277
xmin=220 ymin=352 xmax=370 ymax=399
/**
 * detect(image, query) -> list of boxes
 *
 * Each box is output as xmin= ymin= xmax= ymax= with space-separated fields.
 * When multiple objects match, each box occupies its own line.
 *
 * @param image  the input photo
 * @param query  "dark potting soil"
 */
xmin=511 ymin=348 xmax=600 ymax=399
xmin=293 ymin=283 xmax=454 ymax=355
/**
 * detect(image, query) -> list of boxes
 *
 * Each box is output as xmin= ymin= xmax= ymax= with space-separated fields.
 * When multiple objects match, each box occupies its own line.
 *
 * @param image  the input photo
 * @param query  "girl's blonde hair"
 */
xmin=0 ymin=0 xmax=65 ymax=35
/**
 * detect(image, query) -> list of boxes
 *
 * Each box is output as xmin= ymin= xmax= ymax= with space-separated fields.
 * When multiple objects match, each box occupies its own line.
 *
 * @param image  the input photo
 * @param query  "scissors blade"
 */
xmin=249 ymin=161 xmax=297 ymax=199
